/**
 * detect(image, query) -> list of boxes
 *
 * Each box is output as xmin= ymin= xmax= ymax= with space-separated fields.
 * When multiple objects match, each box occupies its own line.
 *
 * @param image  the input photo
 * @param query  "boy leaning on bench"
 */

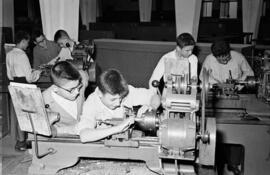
xmin=43 ymin=61 xmax=160 ymax=142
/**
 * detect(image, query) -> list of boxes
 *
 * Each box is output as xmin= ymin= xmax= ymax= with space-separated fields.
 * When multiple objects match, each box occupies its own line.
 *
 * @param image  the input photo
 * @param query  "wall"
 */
xmin=2 ymin=0 xmax=14 ymax=37
xmin=95 ymin=39 xmax=251 ymax=88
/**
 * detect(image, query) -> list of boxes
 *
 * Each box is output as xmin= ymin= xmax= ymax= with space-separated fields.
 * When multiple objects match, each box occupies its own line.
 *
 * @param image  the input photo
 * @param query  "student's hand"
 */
xmin=35 ymin=69 xmax=43 ymax=75
xmin=116 ymin=117 xmax=135 ymax=133
xmin=32 ymin=69 xmax=43 ymax=79
xmin=137 ymin=105 xmax=153 ymax=118
xmin=150 ymin=94 xmax=161 ymax=110
xmin=236 ymin=84 xmax=244 ymax=91
xmin=38 ymin=64 xmax=46 ymax=69
xmin=47 ymin=59 xmax=56 ymax=65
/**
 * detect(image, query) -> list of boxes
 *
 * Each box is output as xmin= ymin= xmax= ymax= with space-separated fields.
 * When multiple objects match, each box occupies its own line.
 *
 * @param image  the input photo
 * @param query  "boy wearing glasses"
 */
xmin=199 ymin=40 xmax=254 ymax=84
xmin=76 ymin=69 xmax=160 ymax=143
xmin=42 ymin=61 xmax=88 ymax=135
xmin=32 ymin=30 xmax=61 ymax=69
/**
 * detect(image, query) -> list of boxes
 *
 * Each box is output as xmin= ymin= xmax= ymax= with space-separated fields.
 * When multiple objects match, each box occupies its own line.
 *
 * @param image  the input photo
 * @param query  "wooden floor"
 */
xmin=2 ymin=153 xmax=31 ymax=175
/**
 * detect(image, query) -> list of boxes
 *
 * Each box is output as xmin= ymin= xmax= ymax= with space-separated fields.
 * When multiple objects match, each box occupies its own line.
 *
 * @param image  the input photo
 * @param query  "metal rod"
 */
xmin=201 ymin=70 xmax=206 ymax=136
xmin=175 ymin=159 xmax=180 ymax=175
xmin=28 ymin=112 xmax=55 ymax=159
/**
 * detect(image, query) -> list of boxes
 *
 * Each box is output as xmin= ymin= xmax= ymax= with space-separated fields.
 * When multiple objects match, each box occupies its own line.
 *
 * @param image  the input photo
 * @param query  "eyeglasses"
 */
xmin=56 ymin=81 xmax=83 ymax=94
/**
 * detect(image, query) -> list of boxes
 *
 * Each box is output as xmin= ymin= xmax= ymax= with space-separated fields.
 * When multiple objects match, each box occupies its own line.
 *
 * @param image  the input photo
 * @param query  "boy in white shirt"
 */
xmin=48 ymin=30 xmax=75 ymax=65
xmin=77 ymin=69 xmax=160 ymax=143
xmin=149 ymin=33 xmax=198 ymax=91
xmin=6 ymin=31 xmax=42 ymax=151
xmin=199 ymin=40 xmax=254 ymax=84
xmin=6 ymin=31 xmax=42 ymax=83
xmin=42 ymin=61 xmax=88 ymax=135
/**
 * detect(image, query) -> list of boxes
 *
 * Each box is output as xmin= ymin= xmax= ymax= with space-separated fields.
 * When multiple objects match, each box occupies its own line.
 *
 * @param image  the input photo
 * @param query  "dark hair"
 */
xmin=51 ymin=61 xmax=81 ymax=86
xmin=176 ymin=33 xmax=195 ymax=48
xmin=54 ymin=29 xmax=69 ymax=42
xmin=211 ymin=40 xmax=231 ymax=57
xmin=15 ymin=31 xmax=30 ymax=44
xmin=97 ymin=69 xmax=129 ymax=97
xmin=32 ymin=29 xmax=44 ymax=42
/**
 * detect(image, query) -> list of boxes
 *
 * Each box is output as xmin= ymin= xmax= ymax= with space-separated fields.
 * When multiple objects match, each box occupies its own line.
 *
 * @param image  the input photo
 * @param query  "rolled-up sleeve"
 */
xmin=239 ymin=54 xmax=254 ymax=80
xmin=189 ymin=55 xmax=198 ymax=79
xmin=75 ymin=96 xmax=97 ymax=134
xmin=149 ymin=56 xmax=165 ymax=90
xmin=16 ymin=53 xmax=39 ymax=83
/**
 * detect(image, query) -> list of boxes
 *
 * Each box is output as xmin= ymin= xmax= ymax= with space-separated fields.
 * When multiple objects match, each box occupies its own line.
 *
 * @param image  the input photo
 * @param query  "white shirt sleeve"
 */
xmin=200 ymin=55 xmax=216 ymax=83
xmin=76 ymin=94 xmax=97 ymax=133
xmin=6 ymin=53 xmax=12 ymax=80
xmin=199 ymin=55 xmax=209 ymax=81
xmin=6 ymin=49 xmax=40 ymax=82
xmin=188 ymin=54 xmax=198 ymax=79
xmin=149 ymin=55 xmax=165 ymax=90
xmin=21 ymin=55 xmax=40 ymax=83
xmin=57 ymin=47 xmax=74 ymax=61
xmin=238 ymin=53 xmax=254 ymax=80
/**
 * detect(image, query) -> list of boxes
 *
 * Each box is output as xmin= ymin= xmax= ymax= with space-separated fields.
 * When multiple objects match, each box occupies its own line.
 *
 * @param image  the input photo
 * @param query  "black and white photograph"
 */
xmin=1 ymin=0 xmax=270 ymax=175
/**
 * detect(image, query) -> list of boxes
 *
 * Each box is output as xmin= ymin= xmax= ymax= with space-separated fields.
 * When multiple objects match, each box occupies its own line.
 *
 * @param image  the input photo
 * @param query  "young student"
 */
xmin=199 ymin=40 xmax=254 ymax=84
xmin=32 ymin=29 xmax=61 ymax=69
xmin=6 ymin=31 xmax=42 ymax=151
xmin=51 ymin=29 xmax=76 ymax=63
xmin=6 ymin=31 xmax=42 ymax=83
xmin=149 ymin=33 xmax=198 ymax=91
xmin=42 ymin=61 xmax=88 ymax=136
xmin=76 ymin=69 xmax=160 ymax=143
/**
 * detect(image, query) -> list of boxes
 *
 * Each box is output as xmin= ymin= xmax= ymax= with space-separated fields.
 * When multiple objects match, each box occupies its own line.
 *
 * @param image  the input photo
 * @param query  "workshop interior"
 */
xmin=1 ymin=0 xmax=270 ymax=175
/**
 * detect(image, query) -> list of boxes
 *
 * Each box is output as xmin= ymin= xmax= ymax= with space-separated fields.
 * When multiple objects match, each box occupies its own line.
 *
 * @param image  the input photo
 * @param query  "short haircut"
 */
xmin=32 ymin=29 xmax=44 ymax=42
xmin=211 ymin=40 xmax=231 ymax=57
xmin=51 ymin=61 xmax=82 ymax=87
xmin=54 ymin=29 xmax=69 ymax=42
xmin=176 ymin=33 xmax=195 ymax=48
xmin=15 ymin=31 xmax=30 ymax=44
xmin=97 ymin=69 xmax=129 ymax=97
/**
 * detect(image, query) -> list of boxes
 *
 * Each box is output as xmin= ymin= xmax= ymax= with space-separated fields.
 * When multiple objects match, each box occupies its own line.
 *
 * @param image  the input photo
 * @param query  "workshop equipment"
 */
xmin=8 ymin=69 xmax=216 ymax=175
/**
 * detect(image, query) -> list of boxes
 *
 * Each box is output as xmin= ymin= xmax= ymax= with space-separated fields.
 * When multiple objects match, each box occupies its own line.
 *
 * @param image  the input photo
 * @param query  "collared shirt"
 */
xmin=57 ymin=47 xmax=74 ymax=61
xmin=76 ymin=85 xmax=154 ymax=133
xmin=48 ymin=43 xmax=75 ymax=65
xmin=149 ymin=49 xmax=198 ymax=89
xmin=51 ymin=91 xmax=78 ymax=120
xmin=199 ymin=50 xmax=254 ymax=84
xmin=33 ymin=40 xmax=60 ymax=69
xmin=57 ymin=41 xmax=77 ymax=61
xmin=6 ymin=48 xmax=39 ymax=83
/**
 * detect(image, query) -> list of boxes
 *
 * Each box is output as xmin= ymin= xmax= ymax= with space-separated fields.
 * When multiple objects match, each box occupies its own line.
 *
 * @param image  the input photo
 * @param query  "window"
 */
xmin=220 ymin=0 xmax=238 ymax=19
xmin=201 ymin=0 xmax=239 ymax=19
xmin=202 ymin=0 xmax=214 ymax=17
